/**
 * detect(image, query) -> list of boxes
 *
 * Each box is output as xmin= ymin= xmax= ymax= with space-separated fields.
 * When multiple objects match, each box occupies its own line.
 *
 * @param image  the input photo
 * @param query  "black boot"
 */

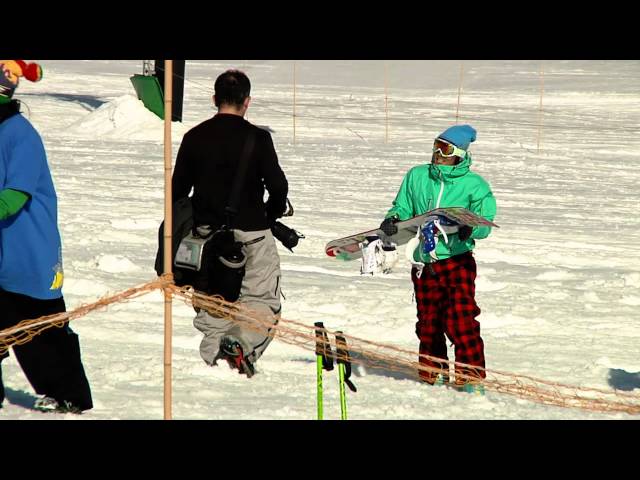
xmin=220 ymin=336 xmax=255 ymax=378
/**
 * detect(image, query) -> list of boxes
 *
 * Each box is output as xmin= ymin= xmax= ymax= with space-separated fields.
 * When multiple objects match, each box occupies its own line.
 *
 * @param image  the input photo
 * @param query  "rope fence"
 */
xmin=2 ymin=276 xmax=639 ymax=416
xmin=0 ymin=278 xmax=169 ymax=353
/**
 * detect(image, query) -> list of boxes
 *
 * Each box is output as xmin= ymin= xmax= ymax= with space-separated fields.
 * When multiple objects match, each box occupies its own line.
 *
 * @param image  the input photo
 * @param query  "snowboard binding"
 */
xmin=421 ymin=216 xmax=456 ymax=260
xmin=359 ymin=235 xmax=398 ymax=275
xmin=405 ymin=215 xmax=461 ymax=268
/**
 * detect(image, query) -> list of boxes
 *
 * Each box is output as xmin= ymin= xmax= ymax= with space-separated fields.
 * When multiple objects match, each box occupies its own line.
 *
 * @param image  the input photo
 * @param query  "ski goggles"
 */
xmin=432 ymin=138 xmax=467 ymax=158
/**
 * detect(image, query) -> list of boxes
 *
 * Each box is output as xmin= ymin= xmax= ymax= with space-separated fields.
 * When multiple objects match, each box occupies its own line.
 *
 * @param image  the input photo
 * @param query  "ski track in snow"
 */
xmin=1 ymin=60 xmax=640 ymax=420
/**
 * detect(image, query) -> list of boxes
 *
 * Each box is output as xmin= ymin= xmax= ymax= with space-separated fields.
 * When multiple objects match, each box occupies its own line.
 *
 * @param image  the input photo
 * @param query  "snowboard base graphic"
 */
xmin=325 ymin=207 xmax=498 ymax=261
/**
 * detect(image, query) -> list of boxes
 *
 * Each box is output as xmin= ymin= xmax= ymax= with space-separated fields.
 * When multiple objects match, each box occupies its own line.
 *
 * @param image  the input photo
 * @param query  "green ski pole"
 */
xmin=335 ymin=331 xmax=357 ymax=420
xmin=316 ymin=354 xmax=323 ymax=420
xmin=338 ymin=363 xmax=347 ymax=420
xmin=314 ymin=322 xmax=333 ymax=420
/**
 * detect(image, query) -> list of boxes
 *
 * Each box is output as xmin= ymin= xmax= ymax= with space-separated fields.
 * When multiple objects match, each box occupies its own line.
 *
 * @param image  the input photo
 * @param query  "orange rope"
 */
xmin=2 ymin=276 xmax=639 ymax=415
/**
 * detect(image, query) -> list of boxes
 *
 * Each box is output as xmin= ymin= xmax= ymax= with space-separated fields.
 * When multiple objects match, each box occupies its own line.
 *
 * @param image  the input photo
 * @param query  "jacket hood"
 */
xmin=429 ymin=152 xmax=472 ymax=181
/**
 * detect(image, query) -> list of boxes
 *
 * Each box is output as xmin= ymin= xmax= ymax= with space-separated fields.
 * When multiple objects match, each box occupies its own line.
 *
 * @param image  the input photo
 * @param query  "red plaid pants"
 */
xmin=411 ymin=252 xmax=486 ymax=383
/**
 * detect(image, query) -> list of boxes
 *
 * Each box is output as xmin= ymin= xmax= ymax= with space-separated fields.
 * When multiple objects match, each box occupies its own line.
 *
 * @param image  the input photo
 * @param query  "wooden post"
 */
xmin=384 ymin=62 xmax=389 ymax=143
xmin=293 ymin=61 xmax=297 ymax=145
xmin=163 ymin=60 xmax=173 ymax=420
xmin=537 ymin=64 xmax=544 ymax=154
xmin=455 ymin=62 xmax=464 ymax=124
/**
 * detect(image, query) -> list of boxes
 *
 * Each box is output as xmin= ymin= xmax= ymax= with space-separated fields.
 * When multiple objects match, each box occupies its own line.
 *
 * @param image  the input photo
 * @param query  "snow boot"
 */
xmin=220 ymin=336 xmax=255 ymax=378
xmin=453 ymin=379 xmax=485 ymax=396
xmin=34 ymin=396 xmax=83 ymax=414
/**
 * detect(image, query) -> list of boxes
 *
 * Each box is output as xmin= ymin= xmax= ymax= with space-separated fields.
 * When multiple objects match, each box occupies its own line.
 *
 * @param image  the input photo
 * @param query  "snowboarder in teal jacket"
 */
xmin=379 ymin=125 xmax=496 ymax=390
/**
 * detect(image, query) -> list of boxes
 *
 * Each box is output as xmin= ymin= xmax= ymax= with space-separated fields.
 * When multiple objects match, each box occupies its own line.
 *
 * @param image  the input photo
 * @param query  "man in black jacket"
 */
xmin=172 ymin=69 xmax=288 ymax=377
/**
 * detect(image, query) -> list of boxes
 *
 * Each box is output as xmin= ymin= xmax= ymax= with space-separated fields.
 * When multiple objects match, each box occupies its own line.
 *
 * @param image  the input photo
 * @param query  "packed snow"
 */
xmin=1 ymin=60 xmax=639 ymax=419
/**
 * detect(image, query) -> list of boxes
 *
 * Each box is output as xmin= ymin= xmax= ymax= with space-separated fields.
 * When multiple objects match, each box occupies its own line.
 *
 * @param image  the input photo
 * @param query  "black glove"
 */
xmin=458 ymin=225 xmax=473 ymax=241
xmin=379 ymin=217 xmax=399 ymax=236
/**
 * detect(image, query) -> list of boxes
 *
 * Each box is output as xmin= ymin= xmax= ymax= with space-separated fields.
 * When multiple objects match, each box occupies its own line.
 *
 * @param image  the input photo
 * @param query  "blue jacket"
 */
xmin=0 ymin=112 xmax=64 ymax=299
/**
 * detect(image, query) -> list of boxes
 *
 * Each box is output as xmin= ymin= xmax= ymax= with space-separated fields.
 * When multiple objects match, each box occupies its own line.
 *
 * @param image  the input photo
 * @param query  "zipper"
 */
xmin=436 ymin=169 xmax=445 ymax=208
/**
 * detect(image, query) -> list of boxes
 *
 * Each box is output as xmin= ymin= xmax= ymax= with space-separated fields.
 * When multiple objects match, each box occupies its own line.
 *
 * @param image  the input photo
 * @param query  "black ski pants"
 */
xmin=0 ymin=288 xmax=92 ymax=411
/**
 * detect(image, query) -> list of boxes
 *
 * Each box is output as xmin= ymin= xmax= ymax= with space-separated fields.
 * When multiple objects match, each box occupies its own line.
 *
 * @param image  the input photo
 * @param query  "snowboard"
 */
xmin=325 ymin=207 xmax=499 ymax=261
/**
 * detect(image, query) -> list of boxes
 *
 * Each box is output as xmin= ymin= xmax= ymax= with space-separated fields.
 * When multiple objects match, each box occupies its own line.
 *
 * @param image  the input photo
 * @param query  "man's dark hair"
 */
xmin=214 ymin=69 xmax=251 ymax=108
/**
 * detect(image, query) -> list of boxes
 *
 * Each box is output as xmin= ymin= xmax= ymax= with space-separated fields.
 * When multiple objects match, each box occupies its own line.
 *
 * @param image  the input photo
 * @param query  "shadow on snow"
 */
xmin=3 ymin=387 xmax=39 ymax=410
xmin=19 ymin=92 xmax=106 ymax=111
xmin=607 ymin=368 xmax=640 ymax=392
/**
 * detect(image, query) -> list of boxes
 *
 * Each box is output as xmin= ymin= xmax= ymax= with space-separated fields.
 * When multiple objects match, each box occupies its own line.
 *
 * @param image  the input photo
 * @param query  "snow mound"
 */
xmin=63 ymin=94 xmax=187 ymax=142
xmin=95 ymin=254 xmax=140 ymax=273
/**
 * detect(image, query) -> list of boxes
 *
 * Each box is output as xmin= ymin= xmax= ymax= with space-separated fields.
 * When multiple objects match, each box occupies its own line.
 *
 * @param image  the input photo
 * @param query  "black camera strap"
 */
xmin=224 ymin=129 xmax=257 ymax=229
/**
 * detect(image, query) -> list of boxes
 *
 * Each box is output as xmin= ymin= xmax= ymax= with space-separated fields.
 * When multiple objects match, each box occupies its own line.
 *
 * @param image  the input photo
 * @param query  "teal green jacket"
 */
xmin=385 ymin=153 xmax=497 ymax=262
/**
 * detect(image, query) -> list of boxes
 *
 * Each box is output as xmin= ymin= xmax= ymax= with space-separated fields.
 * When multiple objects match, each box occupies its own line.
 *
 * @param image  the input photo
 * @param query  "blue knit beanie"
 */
xmin=437 ymin=124 xmax=477 ymax=150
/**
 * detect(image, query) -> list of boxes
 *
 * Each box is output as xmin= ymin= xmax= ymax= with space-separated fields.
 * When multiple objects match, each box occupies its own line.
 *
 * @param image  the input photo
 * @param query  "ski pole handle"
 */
xmin=335 ymin=331 xmax=357 ymax=391
xmin=335 ymin=331 xmax=353 ymax=420
xmin=314 ymin=322 xmax=334 ymax=420
xmin=314 ymin=322 xmax=334 ymax=371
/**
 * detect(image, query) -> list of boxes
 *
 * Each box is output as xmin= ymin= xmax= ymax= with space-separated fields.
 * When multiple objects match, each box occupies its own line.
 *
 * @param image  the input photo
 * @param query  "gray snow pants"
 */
xmin=193 ymin=228 xmax=282 ymax=367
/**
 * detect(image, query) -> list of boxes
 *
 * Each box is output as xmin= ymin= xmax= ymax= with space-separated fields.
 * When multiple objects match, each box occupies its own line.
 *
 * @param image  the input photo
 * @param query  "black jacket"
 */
xmin=172 ymin=114 xmax=288 ymax=231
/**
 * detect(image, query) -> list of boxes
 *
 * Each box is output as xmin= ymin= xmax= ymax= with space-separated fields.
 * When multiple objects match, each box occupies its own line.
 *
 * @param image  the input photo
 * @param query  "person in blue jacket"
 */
xmin=0 ymin=60 xmax=92 ymax=413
